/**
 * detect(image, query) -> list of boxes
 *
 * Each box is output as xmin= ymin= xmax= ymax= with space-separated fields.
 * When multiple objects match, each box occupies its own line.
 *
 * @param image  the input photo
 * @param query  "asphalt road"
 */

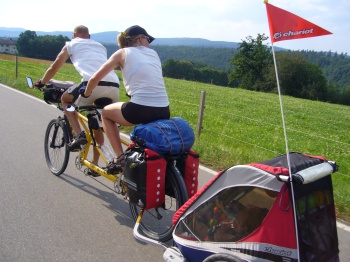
xmin=1 ymin=84 xmax=349 ymax=261
xmin=0 ymin=85 xmax=167 ymax=262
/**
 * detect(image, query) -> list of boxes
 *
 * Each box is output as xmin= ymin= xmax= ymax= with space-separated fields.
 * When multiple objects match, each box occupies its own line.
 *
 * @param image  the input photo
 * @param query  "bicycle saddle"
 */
xmin=94 ymin=97 xmax=113 ymax=109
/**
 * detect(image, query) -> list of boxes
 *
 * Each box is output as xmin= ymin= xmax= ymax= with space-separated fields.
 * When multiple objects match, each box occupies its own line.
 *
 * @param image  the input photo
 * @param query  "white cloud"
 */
xmin=1 ymin=0 xmax=349 ymax=54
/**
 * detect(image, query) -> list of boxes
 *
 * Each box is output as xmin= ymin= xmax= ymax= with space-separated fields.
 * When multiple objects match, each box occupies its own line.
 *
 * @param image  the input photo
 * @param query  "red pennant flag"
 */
xmin=265 ymin=2 xmax=332 ymax=43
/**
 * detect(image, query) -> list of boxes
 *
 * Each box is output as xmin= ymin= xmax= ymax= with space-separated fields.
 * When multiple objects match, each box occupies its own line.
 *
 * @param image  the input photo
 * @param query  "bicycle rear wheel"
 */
xmin=44 ymin=118 xmax=70 ymax=176
xmin=129 ymin=163 xmax=188 ymax=242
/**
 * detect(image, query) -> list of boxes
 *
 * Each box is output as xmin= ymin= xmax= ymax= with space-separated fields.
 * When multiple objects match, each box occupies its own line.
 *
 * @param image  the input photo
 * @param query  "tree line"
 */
xmin=228 ymin=34 xmax=330 ymax=101
xmin=16 ymin=30 xmax=350 ymax=105
xmin=227 ymin=34 xmax=350 ymax=104
xmin=162 ymin=59 xmax=230 ymax=86
xmin=16 ymin=31 xmax=70 ymax=61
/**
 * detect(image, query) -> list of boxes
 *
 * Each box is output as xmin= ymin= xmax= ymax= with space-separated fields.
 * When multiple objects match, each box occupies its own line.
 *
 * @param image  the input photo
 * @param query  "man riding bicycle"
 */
xmin=35 ymin=25 xmax=120 ymax=177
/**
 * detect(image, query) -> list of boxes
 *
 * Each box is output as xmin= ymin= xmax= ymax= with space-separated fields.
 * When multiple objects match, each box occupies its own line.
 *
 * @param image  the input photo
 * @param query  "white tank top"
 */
xmin=122 ymin=46 xmax=169 ymax=107
xmin=66 ymin=38 xmax=119 ymax=83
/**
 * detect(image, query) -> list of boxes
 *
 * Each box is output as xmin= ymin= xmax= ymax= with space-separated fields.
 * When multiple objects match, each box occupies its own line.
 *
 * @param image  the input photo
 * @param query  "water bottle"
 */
xmin=100 ymin=145 xmax=114 ymax=162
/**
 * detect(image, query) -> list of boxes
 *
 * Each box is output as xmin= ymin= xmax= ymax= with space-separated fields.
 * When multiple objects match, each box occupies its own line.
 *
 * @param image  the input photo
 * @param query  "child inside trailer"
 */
xmin=186 ymin=186 xmax=278 ymax=242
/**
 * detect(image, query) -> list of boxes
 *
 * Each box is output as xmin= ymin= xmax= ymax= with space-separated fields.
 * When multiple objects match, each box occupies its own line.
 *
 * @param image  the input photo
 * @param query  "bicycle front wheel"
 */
xmin=129 ymin=163 xmax=188 ymax=242
xmin=44 ymin=119 xmax=70 ymax=176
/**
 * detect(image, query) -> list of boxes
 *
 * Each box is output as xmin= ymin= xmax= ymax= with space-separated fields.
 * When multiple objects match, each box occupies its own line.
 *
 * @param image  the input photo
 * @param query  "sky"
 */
xmin=1 ymin=0 xmax=349 ymax=54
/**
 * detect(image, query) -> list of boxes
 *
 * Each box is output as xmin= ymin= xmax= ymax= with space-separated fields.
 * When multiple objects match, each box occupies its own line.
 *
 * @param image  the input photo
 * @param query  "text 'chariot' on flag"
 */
xmin=265 ymin=2 xmax=332 ymax=43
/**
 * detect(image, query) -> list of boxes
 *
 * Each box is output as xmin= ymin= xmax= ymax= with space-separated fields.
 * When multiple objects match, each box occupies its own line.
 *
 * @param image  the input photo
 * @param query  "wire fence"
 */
xmin=1 ymin=54 xmax=349 ymax=210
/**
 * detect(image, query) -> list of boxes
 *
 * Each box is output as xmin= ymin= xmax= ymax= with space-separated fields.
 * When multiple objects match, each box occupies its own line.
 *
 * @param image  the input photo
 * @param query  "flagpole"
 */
xmin=270 ymin=45 xmax=291 ymax=170
xmin=270 ymin=42 xmax=301 ymax=262
xmin=265 ymin=7 xmax=300 ymax=256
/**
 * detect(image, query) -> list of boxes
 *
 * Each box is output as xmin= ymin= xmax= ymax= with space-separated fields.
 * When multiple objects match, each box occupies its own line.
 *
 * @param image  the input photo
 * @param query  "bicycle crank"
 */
xmin=114 ymin=174 xmax=125 ymax=195
xmin=75 ymin=155 xmax=82 ymax=170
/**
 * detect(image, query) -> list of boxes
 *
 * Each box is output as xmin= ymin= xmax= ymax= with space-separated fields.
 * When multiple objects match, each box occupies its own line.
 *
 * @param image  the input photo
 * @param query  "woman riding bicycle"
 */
xmin=83 ymin=25 xmax=170 ymax=174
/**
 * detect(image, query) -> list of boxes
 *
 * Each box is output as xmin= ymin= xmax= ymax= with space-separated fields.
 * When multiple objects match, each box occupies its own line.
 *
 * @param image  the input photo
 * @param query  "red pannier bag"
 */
xmin=123 ymin=144 xmax=167 ymax=210
xmin=176 ymin=150 xmax=200 ymax=198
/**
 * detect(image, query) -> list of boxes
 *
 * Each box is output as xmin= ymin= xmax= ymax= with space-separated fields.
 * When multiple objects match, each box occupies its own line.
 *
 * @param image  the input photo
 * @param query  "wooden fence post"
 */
xmin=196 ymin=91 xmax=206 ymax=138
xmin=15 ymin=55 xmax=18 ymax=79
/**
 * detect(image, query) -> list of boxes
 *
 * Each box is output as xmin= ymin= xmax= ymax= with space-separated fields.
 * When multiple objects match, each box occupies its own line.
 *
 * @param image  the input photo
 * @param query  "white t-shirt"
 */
xmin=122 ymin=46 xmax=169 ymax=107
xmin=66 ymin=38 xmax=119 ymax=84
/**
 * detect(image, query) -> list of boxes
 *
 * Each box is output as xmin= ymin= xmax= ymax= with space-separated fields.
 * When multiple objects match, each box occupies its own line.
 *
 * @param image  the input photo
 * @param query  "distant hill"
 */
xmin=3 ymin=27 xmax=347 ymax=88
xmin=0 ymin=27 xmax=26 ymax=37
xmin=0 ymin=27 xmax=239 ymax=48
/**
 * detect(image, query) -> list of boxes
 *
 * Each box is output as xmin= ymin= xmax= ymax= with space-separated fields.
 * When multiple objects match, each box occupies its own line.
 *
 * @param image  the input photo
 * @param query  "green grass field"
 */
xmin=1 ymin=54 xmax=349 ymax=222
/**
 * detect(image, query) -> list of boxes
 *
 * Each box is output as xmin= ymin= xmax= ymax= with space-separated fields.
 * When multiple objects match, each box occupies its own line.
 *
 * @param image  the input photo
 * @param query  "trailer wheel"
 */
xmin=203 ymin=253 xmax=245 ymax=262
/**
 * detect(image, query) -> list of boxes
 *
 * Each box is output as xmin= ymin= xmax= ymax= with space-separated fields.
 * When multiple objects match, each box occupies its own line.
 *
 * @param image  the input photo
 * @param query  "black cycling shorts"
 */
xmin=121 ymin=102 xmax=170 ymax=124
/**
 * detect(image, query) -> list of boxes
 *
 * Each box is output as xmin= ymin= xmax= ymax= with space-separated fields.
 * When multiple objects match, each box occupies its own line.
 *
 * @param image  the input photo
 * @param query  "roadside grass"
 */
xmin=1 ymin=54 xmax=349 ymax=222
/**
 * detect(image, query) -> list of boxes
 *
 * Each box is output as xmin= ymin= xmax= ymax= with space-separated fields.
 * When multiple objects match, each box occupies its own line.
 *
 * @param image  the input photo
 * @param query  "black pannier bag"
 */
xmin=43 ymin=80 xmax=76 ymax=104
xmin=123 ymin=144 xmax=167 ymax=210
xmin=176 ymin=149 xmax=200 ymax=198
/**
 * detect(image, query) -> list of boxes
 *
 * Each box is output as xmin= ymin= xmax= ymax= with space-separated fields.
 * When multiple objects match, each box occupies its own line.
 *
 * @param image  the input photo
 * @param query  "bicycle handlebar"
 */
xmin=26 ymin=76 xmax=109 ymax=115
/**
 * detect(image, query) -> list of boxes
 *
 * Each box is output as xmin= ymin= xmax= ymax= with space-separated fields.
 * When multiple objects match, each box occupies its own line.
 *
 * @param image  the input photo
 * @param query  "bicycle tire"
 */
xmin=129 ymin=163 xmax=188 ymax=242
xmin=44 ymin=118 xmax=70 ymax=176
xmin=203 ymin=253 xmax=245 ymax=262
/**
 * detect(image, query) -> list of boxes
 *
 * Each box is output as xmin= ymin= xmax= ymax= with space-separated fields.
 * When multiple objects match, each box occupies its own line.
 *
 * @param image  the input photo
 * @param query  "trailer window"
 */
xmin=175 ymin=186 xmax=278 ymax=242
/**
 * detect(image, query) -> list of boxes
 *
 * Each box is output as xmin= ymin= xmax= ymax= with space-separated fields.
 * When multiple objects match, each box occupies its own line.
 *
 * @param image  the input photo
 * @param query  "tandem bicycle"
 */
xmin=26 ymin=76 xmax=193 ymax=242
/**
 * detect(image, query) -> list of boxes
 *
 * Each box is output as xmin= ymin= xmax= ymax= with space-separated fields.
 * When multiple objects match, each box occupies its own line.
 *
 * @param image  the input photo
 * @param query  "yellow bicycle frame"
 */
xmin=75 ymin=112 xmax=128 ymax=183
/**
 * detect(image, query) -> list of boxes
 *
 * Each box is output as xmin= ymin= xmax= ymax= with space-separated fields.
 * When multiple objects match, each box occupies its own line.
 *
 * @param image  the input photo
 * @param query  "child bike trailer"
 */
xmin=168 ymin=152 xmax=339 ymax=262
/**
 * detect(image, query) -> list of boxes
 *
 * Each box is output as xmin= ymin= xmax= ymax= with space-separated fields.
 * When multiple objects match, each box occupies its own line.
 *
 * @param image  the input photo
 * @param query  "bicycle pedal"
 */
xmin=69 ymin=147 xmax=81 ymax=152
xmin=68 ymin=143 xmax=83 ymax=152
